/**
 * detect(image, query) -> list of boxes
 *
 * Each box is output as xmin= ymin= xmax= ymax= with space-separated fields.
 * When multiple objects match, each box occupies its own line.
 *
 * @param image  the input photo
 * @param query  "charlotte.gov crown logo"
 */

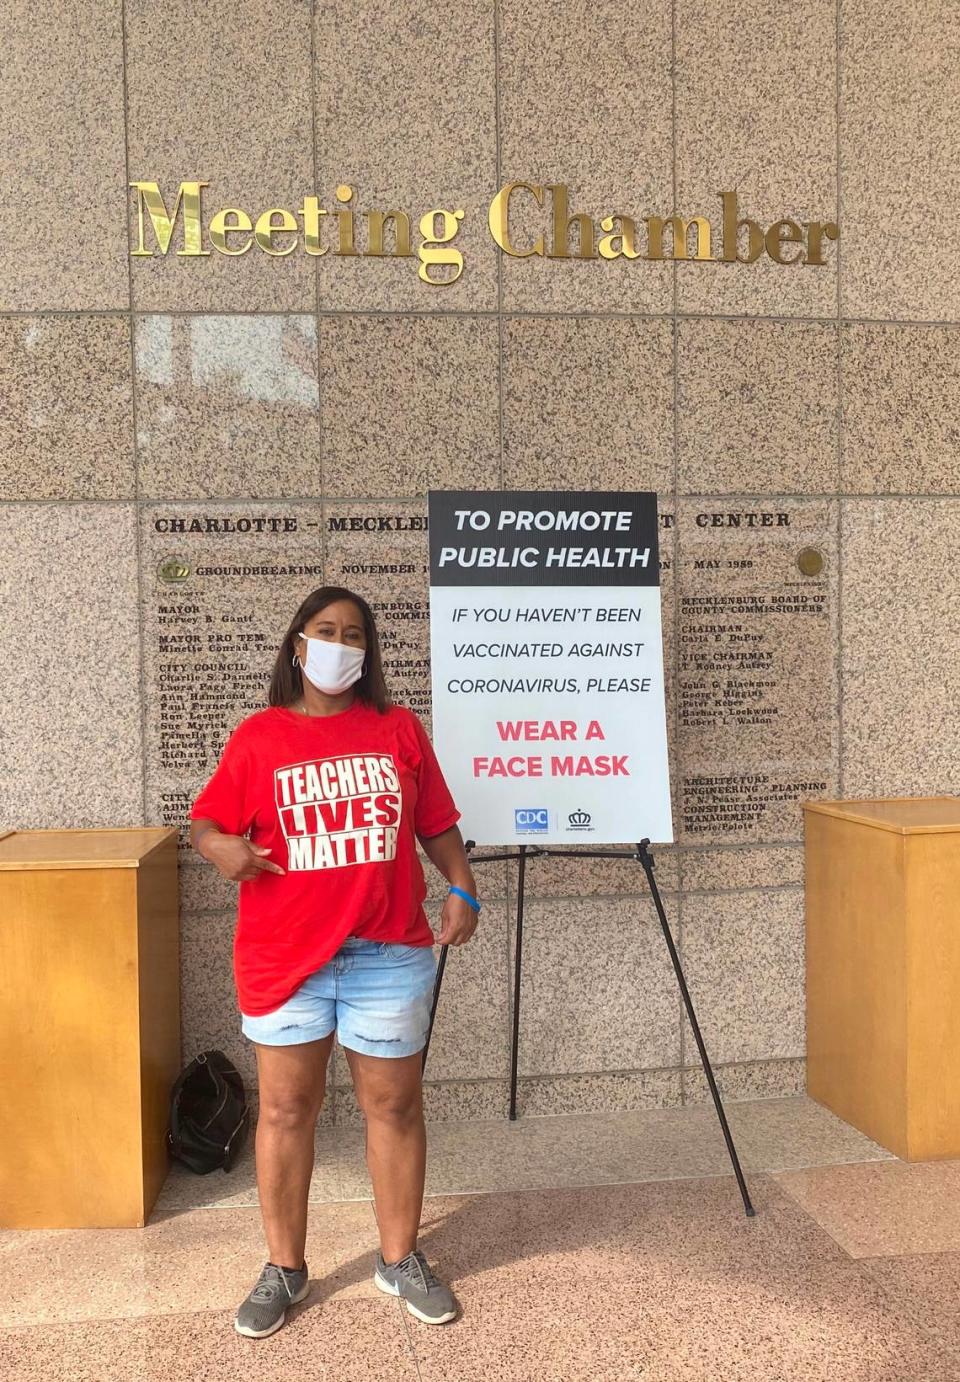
xmin=567 ymin=810 xmax=593 ymax=831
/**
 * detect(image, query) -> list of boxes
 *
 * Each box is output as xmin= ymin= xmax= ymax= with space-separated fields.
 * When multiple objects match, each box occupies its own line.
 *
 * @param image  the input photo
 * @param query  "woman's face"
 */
xmin=297 ymin=599 xmax=367 ymax=656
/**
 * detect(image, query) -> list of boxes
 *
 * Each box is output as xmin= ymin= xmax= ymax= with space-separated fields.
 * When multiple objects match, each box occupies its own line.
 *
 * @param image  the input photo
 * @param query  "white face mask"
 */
xmin=298 ymin=632 xmax=365 ymax=695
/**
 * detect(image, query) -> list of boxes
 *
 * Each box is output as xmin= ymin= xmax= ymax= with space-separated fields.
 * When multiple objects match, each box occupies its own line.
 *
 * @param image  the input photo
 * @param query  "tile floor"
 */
xmin=2 ymin=1096 xmax=959 ymax=1380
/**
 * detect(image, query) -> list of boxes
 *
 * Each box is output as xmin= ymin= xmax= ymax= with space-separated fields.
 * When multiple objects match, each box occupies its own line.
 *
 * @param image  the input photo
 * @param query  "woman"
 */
xmin=189 ymin=585 xmax=479 ymax=1339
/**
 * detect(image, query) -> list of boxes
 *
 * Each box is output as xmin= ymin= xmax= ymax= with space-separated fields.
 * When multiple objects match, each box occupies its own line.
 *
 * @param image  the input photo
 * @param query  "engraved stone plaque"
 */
xmin=676 ymin=499 xmax=838 ymax=843
xmin=142 ymin=503 xmax=324 ymax=844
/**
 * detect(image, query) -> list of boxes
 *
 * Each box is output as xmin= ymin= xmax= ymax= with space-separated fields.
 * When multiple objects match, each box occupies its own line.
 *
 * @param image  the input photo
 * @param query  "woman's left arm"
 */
xmin=419 ymin=826 xmax=479 ymax=947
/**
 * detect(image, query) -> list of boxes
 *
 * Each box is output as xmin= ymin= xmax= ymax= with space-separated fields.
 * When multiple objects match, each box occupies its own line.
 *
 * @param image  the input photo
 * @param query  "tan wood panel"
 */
xmin=805 ymin=811 xmax=909 ymax=1157
xmin=0 ymin=828 xmax=177 ymax=871
xmin=0 ymin=868 xmax=145 ymax=1228
xmin=904 ymin=833 xmax=960 ymax=1159
xmin=804 ymin=798 xmax=960 ymax=834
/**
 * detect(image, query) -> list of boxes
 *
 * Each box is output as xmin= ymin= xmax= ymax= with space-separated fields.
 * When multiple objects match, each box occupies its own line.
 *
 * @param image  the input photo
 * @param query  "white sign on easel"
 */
xmin=428 ymin=490 xmax=673 ymax=847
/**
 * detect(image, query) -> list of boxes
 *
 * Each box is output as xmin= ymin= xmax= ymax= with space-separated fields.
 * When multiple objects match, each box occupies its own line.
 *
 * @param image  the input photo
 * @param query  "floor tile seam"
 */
xmin=147 ymin=1196 xmax=376 ymax=1220
xmin=764 ymin=1151 xmax=898 ymax=1177
xmin=409 ymin=1168 xmax=776 ymax=1200
xmin=337 ymin=1151 xmax=893 ymax=1204
xmin=280 ymin=1148 xmax=892 ymax=1210
xmin=772 ymin=1148 xmax=901 ymax=1180
xmin=149 ymin=1193 xmax=345 ymax=1215
xmin=767 ymin=1167 xmax=878 ymax=1252
xmin=855 ymin=1246 xmax=960 ymax=1263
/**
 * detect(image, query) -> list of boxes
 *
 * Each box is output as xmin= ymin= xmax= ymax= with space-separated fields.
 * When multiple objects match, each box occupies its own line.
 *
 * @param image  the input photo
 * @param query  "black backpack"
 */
xmin=167 ymin=1050 xmax=250 ymax=1174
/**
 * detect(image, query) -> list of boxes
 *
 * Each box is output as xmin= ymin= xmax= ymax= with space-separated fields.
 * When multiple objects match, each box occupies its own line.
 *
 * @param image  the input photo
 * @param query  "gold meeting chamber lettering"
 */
xmin=128 ymin=181 xmax=839 ymax=280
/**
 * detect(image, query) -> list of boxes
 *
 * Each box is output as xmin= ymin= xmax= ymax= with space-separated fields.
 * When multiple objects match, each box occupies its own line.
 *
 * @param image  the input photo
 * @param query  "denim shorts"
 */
xmin=240 ymin=937 xmax=437 ymax=1058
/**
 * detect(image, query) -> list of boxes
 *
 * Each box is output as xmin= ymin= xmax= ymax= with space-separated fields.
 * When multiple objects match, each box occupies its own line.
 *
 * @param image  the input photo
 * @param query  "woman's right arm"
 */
xmin=190 ymin=817 xmax=285 ymax=881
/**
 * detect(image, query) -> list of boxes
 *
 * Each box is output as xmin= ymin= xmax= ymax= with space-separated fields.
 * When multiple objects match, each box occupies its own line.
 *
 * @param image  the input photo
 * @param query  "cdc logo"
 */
xmin=515 ymin=808 xmax=548 ymax=833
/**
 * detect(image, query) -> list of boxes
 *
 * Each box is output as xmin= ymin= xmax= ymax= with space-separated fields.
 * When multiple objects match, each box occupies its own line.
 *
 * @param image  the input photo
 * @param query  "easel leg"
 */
xmin=421 ymin=943 xmax=449 ymax=1075
xmin=423 ymin=840 xmax=480 ymax=1075
xmin=637 ymin=840 xmax=756 ymax=1218
xmin=509 ymin=845 xmax=527 ymax=1121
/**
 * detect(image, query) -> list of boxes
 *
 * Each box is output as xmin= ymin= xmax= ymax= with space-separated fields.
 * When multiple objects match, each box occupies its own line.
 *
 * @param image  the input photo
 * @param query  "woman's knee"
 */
xmin=258 ymin=1083 xmax=325 ymax=1131
xmin=358 ymin=1084 xmax=422 ymax=1129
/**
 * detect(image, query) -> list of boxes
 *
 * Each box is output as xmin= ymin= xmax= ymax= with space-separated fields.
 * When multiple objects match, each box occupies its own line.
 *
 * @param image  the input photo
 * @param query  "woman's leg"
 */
xmin=252 ymin=1034 xmax=334 ymax=1269
xmin=345 ymin=1048 xmax=426 ymax=1263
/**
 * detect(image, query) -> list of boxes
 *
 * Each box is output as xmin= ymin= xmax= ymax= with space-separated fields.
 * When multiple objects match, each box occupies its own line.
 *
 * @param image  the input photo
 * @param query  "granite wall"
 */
xmin=2 ymin=0 xmax=959 ymax=1123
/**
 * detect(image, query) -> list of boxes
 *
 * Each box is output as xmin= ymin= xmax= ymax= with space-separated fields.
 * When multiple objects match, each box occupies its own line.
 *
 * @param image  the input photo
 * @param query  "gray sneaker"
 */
xmin=374 ymin=1249 xmax=457 ymax=1324
xmin=234 ymin=1262 xmax=310 ymax=1338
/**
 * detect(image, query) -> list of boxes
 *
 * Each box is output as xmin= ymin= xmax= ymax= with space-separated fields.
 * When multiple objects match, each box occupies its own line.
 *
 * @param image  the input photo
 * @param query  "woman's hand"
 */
xmin=418 ymin=826 xmax=479 ymax=946
xmin=202 ymin=832 xmax=286 ymax=882
xmin=437 ymin=890 xmax=479 ymax=947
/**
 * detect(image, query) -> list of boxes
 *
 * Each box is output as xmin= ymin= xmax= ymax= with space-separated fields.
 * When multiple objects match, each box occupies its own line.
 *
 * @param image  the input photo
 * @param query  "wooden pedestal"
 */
xmin=0 ymin=828 xmax=180 ymax=1227
xmin=804 ymin=798 xmax=960 ymax=1161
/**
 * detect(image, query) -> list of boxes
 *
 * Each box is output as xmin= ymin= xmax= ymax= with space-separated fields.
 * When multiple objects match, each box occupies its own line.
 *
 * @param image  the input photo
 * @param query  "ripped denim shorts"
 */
xmin=239 ymin=937 xmax=437 ymax=1058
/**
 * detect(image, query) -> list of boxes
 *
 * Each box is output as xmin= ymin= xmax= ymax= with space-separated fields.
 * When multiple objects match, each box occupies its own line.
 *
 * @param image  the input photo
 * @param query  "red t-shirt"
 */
xmin=189 ymin=701 xmax=460 ymax=1016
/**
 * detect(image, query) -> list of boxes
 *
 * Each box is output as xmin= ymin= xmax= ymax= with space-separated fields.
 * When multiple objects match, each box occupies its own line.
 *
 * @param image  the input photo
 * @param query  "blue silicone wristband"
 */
xmin=448 ymin=885 xmax=481 ymax=914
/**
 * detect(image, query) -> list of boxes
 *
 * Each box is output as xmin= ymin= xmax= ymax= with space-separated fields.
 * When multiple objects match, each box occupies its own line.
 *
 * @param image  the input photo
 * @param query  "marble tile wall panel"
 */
xmin=680 ymin=845 xmax=804 ymax=893
xmin=841 ymin=0 xmax=960 ymax=321
xmin=134 ymin=316 xmax=320 ymax=499
xmin=519 ymin=1070 xmax=683 ymax=1118
xmin=323 ymin=500 xmax=431 ymax=723
xmin=516 ymin=897 xmax=681 ymax=1077
xmin=0 ymin=317 xmax=134 ymax=501
xmin=314 ymin=0 xmax=496 ymax=311
xmin=0 ymin=505 xmax=142 ymax=829
xmin=497 ymin=0 xmax=673 ymax=314
xmin=0 ymin=4 xmax=127 ymax=309
xmin=178 ymin=860 xmax=237 ymax=914
xmin=125 ymin=1 xmax=315 ymax=311
xmin=676 ymin=497 xmax=839 ymax=844
xmin=139 ymin=500 xmax=324 ymax=845
xmin=841 ymin=325 xmax=960 ymax=494
xmin=677 ymin=319 xmax=839 ymax=495
xmin=501 ymin=317 xmax=674 ymax=492
xmin=682 ymin=1057 xmax=806 ymax=1106
xmin=680 ymin=890 xmax=805 ymax=1067
xmin=523 ymin=846 xmax=679 ymax=902
xmin=320 ymin=315 xmax=499 ymax=498
xmin=841 ymin=499 xmax=960 ymax=796
xmin=675 ymin=0 xmax=838 ymax=317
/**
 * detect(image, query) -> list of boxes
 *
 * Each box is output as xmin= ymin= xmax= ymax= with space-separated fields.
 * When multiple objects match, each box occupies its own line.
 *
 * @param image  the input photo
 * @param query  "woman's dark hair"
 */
xmin=269 ymin=586 xmax=390 ymax=713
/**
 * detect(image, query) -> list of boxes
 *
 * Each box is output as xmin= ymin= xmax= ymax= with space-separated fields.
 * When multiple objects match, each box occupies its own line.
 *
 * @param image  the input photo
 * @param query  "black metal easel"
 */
xmin=422 ymin=837 xmax=755 ymax=1218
